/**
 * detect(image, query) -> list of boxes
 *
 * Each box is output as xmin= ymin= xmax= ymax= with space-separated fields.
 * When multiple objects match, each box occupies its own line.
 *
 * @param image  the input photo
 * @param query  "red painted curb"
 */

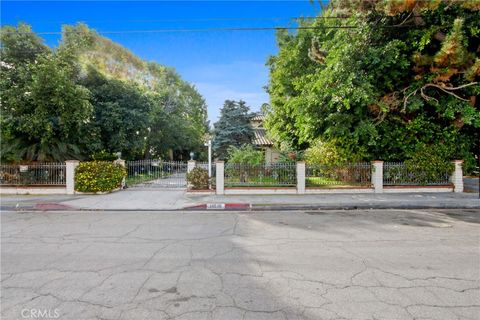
xmin=34 ymin=203 xmax=74 ymax=210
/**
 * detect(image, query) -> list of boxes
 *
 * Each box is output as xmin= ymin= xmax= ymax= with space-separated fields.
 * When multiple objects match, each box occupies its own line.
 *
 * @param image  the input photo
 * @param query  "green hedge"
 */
xmin=75 ymin=161 xmax=126 ymax=193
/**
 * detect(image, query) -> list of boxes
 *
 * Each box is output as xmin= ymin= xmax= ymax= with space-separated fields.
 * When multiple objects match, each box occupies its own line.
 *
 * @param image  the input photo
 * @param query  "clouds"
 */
xmin=181 ymin=61 xmax=270 ymax=123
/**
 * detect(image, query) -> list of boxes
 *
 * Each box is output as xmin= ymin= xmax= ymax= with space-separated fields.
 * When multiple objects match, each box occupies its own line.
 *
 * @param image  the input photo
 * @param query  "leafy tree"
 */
xmin=1 ymin=22 xmax=208 ymax=162
xmin=213 ymin=100 xmax=254 ymax=159
xmin=80 ymin=69 xmax=150 ymax=159
xmin=266 ymin=1 xmax=479 ymax=172
xmin=1 ymin=24 xmax=92 ymax=161
xmin=227 ymin=145 xmax=264 ymax=165
xmin=61 ymin=23 xmax=209 ymax=160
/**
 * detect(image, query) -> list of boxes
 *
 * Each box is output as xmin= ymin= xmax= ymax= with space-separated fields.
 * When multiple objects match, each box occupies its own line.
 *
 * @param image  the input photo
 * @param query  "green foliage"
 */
xmin=305 ymin=139 xmax=367 ymax=166
xmin=1 ymin=23 xmax=208 ymax=162
xmin=213 ymin=100 xmax=254 ymax=159
xmin=75 ymin=161 xmax=126 ymax=193
xmin=227 ymin=145 xmax=264 ymax=165
xmin=266 ymin=1 xmax=479 ymax=169
xmin=404 ymin=145 xmax=455 ymax=185
xmin=91 ymin=150 xmax=118 ymax=161
xmin=81 ymin=70 xmax=150 ymax=159
xmin=186 ymin=167 xmax=209 ymax=190
xmin=1 ymin=25 xmax=92 ymax=161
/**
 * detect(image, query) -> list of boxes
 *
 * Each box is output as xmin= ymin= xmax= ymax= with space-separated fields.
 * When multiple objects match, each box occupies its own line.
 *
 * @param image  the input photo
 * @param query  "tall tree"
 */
xmin=213 ymin=100 xmax=253 ymax=160
xmin=1 ymin=22 xmax=209 ymax=161
xmin=1 ymin=24 xmax=92 ymax=161
xmin=80 ymin=69 xmax=151 ymax=159
xmin=266 ymin=0 xmax=479 ymax=171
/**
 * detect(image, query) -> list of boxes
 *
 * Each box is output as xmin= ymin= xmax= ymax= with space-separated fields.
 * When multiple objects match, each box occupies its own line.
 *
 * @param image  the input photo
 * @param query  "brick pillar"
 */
xmin=65 ymin=160 xmax=80 ymax=195
xmin=296 ymin=161 xmax=306 ymax=194
xmin=216 ymin=161 xmax=224 ymax=195
xmin=114 ymin=159 xmax=126 ymax=189
xmin=451 ymin=160 xmax=464 ymax=193
xmin=372 ymin=161 xmax=383 ymax=193
xmin=187 ymin=160 xmax=196 ymax=173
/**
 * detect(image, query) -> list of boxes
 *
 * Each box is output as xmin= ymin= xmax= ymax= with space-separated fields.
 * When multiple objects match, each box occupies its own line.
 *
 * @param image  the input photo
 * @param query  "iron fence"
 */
xmin=306 ymin=163 xmax=372 ymax=187
xmin=383 ymin=162 xmax=451 ymax=186
xmin=196 ymin=162 xmax=216 ymax=178
xmin=225 ymin=163 xmax=296 ymax=187
xmin=0 ymin=162 xmax=66 ymax=186
xmin=126 ymin=160 xmax=187 ymax=188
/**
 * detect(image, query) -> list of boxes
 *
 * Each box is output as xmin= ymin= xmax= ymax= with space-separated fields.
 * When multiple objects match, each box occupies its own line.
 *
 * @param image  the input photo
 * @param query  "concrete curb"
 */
xmin=249 ymin=203 xmax=480 ymax=211
xmin=2 ymin=202 xmax=479 ymax=212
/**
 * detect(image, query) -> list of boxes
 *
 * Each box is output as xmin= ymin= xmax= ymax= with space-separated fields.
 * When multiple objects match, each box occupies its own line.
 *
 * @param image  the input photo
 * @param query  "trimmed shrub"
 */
xmin=187 ymin=167 xmax=209 ymax=190
xmin=75 ymin=161 xmax=126 ymax=193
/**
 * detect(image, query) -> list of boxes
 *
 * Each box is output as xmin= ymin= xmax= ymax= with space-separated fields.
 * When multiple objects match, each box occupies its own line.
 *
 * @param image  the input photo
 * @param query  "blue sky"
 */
xmin=1 ymin=1 xmax=321 ymax=123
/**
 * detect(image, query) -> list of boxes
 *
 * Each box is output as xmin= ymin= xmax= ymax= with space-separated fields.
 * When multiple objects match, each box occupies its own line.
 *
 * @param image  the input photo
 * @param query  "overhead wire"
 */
xmin=0 ymin=24 xmax=416 ymax=36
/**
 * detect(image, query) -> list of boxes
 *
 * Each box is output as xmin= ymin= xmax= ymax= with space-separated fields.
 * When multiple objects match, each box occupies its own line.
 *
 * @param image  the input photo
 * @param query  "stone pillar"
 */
xmin=216 ymin=161 xmax=225 ymax=195
xmin=296 ymin=161 xmax=306 ymax=194
xmin=371 ymin=161 xmax=383 ymax=193
xmin=65 ymin=160 xmax=80 ymax=195
xmin=451 ymin=160 xmax=464 ymax=193
xmin=114 ymin=159 xmax=126 ymax=189
xmin=187 ymin=160 xmax=196 ymax=173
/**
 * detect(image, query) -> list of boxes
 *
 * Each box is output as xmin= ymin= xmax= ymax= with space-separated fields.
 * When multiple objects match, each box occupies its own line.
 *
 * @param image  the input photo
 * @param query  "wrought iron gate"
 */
xmin=126 ymin=160 xmax=187 ymax=188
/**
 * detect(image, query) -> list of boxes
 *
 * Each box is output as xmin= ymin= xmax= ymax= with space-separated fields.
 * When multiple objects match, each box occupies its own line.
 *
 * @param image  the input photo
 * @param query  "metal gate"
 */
xmin=126 ymin=160 xmax=187 ymax=188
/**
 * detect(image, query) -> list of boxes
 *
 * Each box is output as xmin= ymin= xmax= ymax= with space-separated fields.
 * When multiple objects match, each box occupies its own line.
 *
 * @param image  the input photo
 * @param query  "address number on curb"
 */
xmin=206 ymin=203 xmax=225 ymax=210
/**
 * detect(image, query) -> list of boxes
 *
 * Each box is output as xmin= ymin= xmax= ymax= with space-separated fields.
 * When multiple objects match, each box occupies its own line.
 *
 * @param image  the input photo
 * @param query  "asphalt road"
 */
xmin=1 ymin=209 xmax=479 ymax=320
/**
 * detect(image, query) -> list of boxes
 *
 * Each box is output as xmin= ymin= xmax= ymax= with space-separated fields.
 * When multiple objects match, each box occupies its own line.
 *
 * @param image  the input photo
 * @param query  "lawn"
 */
xmin=306 ymin=176 xmax=370 ymax=188
xmin=225 ymin=176 xmax=296 ymax=187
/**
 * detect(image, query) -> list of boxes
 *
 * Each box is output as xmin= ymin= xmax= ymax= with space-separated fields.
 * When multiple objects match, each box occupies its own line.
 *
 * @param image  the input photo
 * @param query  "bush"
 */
xmin=75 ymin=161 xmax=126 ymax=193
xmin=305 ymin=139 xmax=366 ymax=166
xmin=187 ymin=167 xmax=209 ymax=190
xmin=404 ymin=145 xmax=455 ymax=184
xmin=227 ymin=145 xmax=264 ymax=165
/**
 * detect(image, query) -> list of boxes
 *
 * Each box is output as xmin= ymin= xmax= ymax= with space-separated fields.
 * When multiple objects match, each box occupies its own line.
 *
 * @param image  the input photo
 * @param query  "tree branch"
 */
xmin=402 ymin=82 xmax=478 ymax=112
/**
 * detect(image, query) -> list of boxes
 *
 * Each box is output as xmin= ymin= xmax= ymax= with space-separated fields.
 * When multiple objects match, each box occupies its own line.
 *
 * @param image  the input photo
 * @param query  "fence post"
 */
xmin=297 ymin=161 xmax=306 ymax=194
xmin=65 ymin=160 xmax=80 ymax=195
xmin=216 ymin=161 xmax=224 ymax=195
xmin=114 ymin=159 xmax=126 ymax=189
xmin=451 ymin=160 xmax=464 ymax=193
xmin=187 ymin=160 xmax=196 ymax=173
xmin=372 ymin=161 xmax=383 ymax=193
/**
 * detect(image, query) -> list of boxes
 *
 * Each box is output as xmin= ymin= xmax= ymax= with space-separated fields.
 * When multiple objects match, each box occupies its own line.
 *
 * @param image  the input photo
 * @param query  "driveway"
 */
xmin=1 ymin=209 xmax=479 ymax=320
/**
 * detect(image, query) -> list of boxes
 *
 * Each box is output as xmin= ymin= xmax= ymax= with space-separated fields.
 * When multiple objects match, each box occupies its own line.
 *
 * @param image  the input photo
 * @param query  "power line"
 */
xmin=2 ymin=16 xmax=351 ymax=25
xmin=0 ymin=24 xmax=415 ymax=36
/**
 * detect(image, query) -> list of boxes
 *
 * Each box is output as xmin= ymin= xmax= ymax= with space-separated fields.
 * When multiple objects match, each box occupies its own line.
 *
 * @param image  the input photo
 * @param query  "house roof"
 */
xmin=253 ymin=128 xmax=273 ymax=146
xmin=251 ymin=114 xmax=266 ymax=121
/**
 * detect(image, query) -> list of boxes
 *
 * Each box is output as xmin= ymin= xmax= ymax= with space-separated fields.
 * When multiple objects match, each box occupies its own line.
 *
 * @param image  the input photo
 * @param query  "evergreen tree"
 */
xmin=213 ymin=100 xmax=253 ymax=160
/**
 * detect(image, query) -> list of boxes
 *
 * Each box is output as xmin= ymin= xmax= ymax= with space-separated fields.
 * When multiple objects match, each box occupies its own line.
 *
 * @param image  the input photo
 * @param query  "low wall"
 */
xmin=0 ymin=186 xmax=67 ymax=195
xmin=225 ymin=187 xmax=297 ymax=195
xmin=306 ymin=187 xmax=374 ymax=194
xmin=383 ymin=186 xmax=453 ymax=193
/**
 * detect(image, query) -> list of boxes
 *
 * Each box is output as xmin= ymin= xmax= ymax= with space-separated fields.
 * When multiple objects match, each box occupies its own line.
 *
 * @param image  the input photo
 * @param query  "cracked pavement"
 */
xmin=1 ymin=209 xmax=479 ymax=320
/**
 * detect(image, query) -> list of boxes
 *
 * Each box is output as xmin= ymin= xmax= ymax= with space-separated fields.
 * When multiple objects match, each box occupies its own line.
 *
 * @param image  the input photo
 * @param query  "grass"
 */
xmin=225 ymin=176 xmax=296 ymax=188
xmin=306 ymin=177 xmax=369 ymax=188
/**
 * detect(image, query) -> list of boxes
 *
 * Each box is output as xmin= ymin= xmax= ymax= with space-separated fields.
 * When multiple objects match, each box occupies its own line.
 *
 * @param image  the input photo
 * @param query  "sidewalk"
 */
xmin=1 ymin=189 xmax=479 ymax=211
xmin=185 ymin=192 xmax=480 ymax=211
